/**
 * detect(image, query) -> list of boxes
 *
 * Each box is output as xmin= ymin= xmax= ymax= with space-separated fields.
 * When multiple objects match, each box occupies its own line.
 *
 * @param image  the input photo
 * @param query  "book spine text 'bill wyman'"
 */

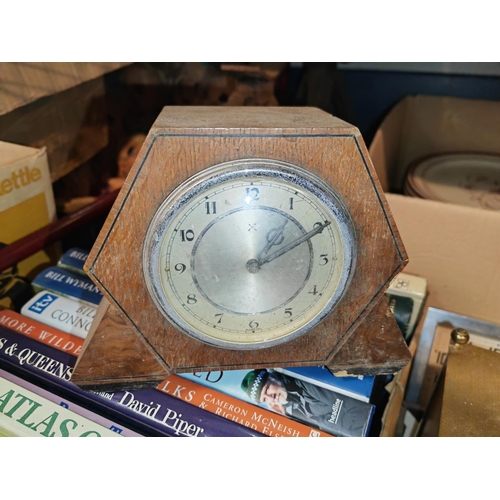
xmin=32 ymin=265 xmax=103 ymax=306
xmin=0 ymin=326 xmax=263 ymax=437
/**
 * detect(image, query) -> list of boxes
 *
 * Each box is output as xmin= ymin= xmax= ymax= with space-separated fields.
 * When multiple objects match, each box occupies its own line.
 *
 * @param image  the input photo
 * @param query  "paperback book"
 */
xmin=57 ymin=248 xmax=89 ymax=276
xmin=385 ymin=272 xmax=428 ymax=342
xmin=32 ymin=265 xmax=103 ymax=306
xmin=0 ymin=308 xmax=84 ymax=356
xmin=179 ymin=368 xmax=375 ymax=437
xmin=158 ymin=374 xmax=332 ymax=437
xmin=0 ymin=368 xmax=142 ymax=436
xmin=273 ymin=366 xmax=375 ymax=403
xmin=0 ymin=375 xmax=122 ymax=437
xmin=0 ymin=325 xmax=263 ymax=438
xmin=21 ymin=290 xmax=97 ymax=339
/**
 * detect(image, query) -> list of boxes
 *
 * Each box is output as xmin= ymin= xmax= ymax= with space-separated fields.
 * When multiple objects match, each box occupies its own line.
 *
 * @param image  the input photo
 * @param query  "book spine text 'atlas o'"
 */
xmin=0 ymin=375 xmax=122 ymax=437
xmin=0 ymin=368 xmax=142 ymax=436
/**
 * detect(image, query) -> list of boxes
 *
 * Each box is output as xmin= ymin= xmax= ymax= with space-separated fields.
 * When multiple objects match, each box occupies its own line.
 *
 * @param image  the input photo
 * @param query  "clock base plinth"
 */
xmin=326 ymin=294 xmax=412 ymax=376
xmin=71 ymin=296 xmax=411 ymax=392
xmin=72 ymin=298 xmax=170 ymax=392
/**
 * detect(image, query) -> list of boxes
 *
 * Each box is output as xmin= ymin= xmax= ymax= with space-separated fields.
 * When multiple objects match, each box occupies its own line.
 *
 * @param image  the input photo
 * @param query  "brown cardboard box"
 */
xmin=370 ymin=95 xmax=500 ymax=323
xmin=369 ymin=95 xmax=500 ymax=436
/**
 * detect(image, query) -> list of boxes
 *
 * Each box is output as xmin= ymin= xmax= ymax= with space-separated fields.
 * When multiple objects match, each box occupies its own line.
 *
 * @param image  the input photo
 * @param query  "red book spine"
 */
xmin=0 ymin=308 xmax=83 ymax=356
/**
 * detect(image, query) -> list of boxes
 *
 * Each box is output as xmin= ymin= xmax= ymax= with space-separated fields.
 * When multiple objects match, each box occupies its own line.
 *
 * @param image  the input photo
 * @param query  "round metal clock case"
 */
xmin=143 ymin=159 xmax=357 ymax=349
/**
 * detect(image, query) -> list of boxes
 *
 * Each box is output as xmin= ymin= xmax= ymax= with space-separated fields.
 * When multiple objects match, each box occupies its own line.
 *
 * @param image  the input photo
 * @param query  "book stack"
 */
xmin=0 ymin=248 xmax=265 ymax=437
xmin=0 ymin=246 xmax=427 ymax=437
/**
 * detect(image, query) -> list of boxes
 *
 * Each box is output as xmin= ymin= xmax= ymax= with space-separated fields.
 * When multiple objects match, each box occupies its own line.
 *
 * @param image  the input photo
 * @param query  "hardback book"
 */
xmin=31 ymin=265 xmax=103 ymax=306
xmin=0 ymin=141 xmax=57 ymax=311
xmin=158 ymin=374 xmax=333 ymax=437
xmin=0 ymin=374 xmax=123 ymax=437
xmin=273 ymin=366 xmax=375 ymax=403
xmin=0 ymin=325 xmax=263 ymax=437
xmin=0 ymin=308 xmax=84 ymax=356
xmin=0 ymin=368 xmax=142 ymax=436
xmin=21 ymin=291 xmax=97 ymax=339
xmin=385 ymin=272 xmax=428 ymax=342
xmin=57 ymin=248 xmax=90 ymax=276
xmin=178 ymin=369 xmax=375 ymax=437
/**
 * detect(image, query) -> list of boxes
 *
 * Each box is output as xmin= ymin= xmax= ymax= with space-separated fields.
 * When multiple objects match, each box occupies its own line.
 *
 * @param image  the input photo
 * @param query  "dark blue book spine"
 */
xmin=57 ymin=248 xmax=89 ymax=275
xmin=0 ymin=326 xmax=263 ymax=437
xmin=32 ymin=266 xmax=103 ymax=306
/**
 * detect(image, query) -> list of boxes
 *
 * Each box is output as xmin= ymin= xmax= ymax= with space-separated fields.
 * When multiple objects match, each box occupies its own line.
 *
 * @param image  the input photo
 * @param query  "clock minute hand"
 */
xmin=258 ymin=221 xmax=331 ymax=266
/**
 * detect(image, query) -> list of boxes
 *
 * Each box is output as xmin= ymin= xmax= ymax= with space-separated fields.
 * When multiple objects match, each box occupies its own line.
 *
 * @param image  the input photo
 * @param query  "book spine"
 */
xmin=385 ymin=272 xmax=428 ymax=342
xmin=0 ymin=375 xmax=122 ymax=437
xmin=179 ymin=369 xmax=375 ymax=437
xmin=57 ymin=248 xmax=89 ymax=276
xmin=21 ymin=291 xmax=97 ymax=339
xmin=157 ymin=374 xmax=333 ymax=437
xmin=32 ymin=265 xmax=103 ymax=306
xmin=273 ymin=367 xmax=374 ymax=403
xmin=0 ymin=367 xmax=143 ymax=436
xmin=0 ymin=326 xmax=263 ymax=437
xmin=0 ymin=308 xmax=84 ymax=356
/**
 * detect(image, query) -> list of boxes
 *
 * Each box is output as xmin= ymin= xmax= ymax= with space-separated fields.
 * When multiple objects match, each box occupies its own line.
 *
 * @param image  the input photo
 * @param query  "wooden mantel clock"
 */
xmin=71 ymin=107 xmax=411 ymax=391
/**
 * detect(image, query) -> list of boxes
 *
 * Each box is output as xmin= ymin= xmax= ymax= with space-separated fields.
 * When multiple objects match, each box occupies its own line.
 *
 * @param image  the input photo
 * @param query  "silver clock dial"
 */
xmin=143 ymin=159 xmax=356 ymax=349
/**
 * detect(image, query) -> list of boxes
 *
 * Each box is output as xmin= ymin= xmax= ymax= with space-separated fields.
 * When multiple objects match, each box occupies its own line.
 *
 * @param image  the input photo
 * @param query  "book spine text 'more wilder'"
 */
xmin=0 ymin=308 xmax=84 ymax=356
xmin=0 ymin=326 xmax=263 ymax=438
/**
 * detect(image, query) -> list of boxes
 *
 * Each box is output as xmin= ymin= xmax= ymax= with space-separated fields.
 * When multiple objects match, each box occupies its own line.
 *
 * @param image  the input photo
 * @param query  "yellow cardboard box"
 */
xmin=0 ymin=141 xmax=57 ymax=309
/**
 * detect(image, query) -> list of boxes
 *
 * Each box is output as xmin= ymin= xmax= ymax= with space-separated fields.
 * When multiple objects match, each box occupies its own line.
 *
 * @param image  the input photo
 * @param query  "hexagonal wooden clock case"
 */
xmin=71 ymin=107 xmax=411 ymax=391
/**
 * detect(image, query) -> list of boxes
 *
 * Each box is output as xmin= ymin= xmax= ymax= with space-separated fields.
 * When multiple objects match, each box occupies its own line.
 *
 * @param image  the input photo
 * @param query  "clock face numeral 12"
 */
xmin=143 ymin=159 xmax=356 ymax=350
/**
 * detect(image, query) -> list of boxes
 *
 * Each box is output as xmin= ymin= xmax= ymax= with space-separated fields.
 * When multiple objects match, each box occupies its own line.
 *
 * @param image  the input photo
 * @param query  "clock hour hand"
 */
xmin=256 ymin=219 xmax=289 ymax=262
xmin=258 ymin=221 xmax=331 ymax=266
